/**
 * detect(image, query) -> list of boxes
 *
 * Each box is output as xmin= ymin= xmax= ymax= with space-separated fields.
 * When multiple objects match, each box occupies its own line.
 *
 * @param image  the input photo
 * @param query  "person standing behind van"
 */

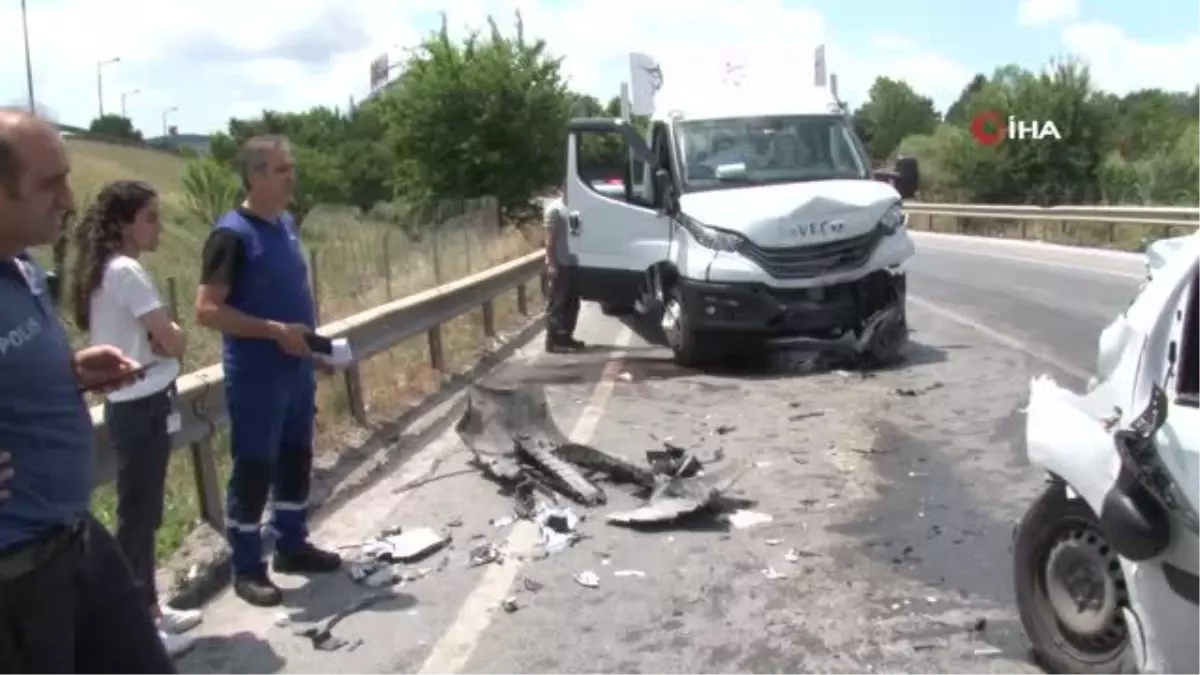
xmin=68 ymin=179 xmax=202 ymax=657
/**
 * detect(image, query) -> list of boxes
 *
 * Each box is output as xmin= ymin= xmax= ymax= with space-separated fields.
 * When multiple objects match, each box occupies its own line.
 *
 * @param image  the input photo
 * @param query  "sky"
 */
xmin=1 ymin=0 xmax=1197 ymax=137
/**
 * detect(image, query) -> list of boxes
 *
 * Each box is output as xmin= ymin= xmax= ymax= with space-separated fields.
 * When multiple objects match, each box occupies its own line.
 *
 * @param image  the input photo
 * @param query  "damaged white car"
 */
xmin=1015 ymin=232 xmax=1199 ymax=674
xmin=560 ymin=49 xmax=917 ymax=367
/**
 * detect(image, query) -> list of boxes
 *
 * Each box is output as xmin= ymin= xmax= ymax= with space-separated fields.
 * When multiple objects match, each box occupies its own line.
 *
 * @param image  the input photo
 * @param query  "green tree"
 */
xmin=373 ymin=12 xmax=571 ymax=216
xmin=852 ymin=77 xmax=940 ymax=163
xmin=88 ymin=114 xmax=143 ymax=141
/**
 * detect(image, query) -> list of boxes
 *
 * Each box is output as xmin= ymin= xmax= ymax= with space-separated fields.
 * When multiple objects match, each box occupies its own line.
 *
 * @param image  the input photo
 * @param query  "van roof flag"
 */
xmin=814 ymin=45 xmax=827 ymax=87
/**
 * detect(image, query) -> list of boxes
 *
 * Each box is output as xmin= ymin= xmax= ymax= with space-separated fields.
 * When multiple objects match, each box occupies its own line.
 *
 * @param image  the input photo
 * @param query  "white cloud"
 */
xmin=1017 ymin=0 xmax=1080 ymax=27
xmin=14 ymin=0 xmax=1188 ymax=138
xmin=1060 ymin=21 xmax=1200 ymax=93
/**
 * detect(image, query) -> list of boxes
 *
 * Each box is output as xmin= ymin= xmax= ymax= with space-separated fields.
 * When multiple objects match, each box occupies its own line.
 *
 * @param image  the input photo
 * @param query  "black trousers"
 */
xmin=0 ymin=515 xmax=175 ymax=673
xmin=105 ymin=388 xmax=173 ymax=609
xmin=545 ymin=265 xmax=580 ymax=339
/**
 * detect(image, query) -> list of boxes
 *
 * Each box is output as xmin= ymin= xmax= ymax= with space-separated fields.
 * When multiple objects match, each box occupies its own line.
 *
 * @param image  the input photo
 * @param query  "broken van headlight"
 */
xmin=682 ymin=216 xmax=746 ymax=252
xmin=878 ymin=203 xmax=906 ymax=234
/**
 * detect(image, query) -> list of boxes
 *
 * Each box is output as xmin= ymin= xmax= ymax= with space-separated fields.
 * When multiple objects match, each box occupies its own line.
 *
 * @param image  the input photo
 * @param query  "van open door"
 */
xmin=565 ymin=118 xmax=672 ymax=308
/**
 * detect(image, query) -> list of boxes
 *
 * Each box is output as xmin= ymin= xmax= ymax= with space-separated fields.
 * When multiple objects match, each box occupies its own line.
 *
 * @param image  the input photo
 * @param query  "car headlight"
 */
xmin=684 ymin=218 xmax=746 ymax=252
xmin=878 ymin=203 xmax=906 ymax=234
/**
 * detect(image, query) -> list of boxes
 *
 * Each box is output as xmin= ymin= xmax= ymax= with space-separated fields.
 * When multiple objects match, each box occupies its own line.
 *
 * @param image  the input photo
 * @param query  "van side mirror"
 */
xmin=893 ymin=156 xmax=919 ymax=200
xmin=653 ymin=168 xmax=678 ymax=215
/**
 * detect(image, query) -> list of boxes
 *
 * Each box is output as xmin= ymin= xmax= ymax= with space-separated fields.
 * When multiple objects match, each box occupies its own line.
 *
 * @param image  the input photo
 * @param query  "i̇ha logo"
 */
xmin=970 ymin=110 xmax=1062 ymax=146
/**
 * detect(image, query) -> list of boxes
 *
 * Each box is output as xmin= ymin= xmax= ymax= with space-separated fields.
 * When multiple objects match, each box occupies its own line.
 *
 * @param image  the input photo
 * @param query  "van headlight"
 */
xmin=878 ymin=203 xmax=906 ymax=234
xmin=686 ymin=219 xmax=746 ymax=252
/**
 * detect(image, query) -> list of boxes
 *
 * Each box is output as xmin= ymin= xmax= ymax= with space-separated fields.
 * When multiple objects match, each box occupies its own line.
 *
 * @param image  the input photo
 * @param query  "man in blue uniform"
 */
xmin=194 ymin=134 xmax=340 ymax=607
xmin=0 ymin=108 xmax=175 ymax=672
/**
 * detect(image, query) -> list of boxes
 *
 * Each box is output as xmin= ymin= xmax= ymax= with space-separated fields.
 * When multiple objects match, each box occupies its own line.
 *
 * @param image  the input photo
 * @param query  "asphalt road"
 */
xmin=176 ymin=232 xmax=1146 ymax=674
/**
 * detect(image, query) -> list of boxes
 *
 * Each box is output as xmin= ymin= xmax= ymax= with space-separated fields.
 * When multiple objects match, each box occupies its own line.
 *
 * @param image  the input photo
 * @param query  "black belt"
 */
xmin=0 ymin=521 xmax=87 ymax=583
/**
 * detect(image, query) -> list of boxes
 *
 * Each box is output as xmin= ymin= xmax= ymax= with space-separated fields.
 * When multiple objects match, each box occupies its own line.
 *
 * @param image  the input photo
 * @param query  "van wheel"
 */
xmin=661 ymin=287 xmax=714 ymax=367
xmin=1013 ymin=483 xmax=1136 ymax=674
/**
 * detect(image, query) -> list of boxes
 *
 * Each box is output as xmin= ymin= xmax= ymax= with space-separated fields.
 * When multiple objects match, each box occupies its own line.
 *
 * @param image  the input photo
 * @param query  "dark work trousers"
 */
xmin=223 ymin=362 xmax=316 ymax=576
xmin=545 ymin=264 xmax=580 ymax=339
xmin=0 ymin=515 xmax=176 ymax=673
xmin=104 ymin=386 xmax=173 ymax=610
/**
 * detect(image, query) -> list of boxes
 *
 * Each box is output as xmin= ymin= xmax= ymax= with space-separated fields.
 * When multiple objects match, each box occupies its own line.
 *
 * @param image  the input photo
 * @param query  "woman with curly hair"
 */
xmin=69 ymin=179 xmax=201 ymax=658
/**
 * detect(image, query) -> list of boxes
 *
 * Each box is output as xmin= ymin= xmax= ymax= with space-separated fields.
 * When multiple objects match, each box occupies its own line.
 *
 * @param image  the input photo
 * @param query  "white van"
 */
xmin=562 ymin=50 xmax=920 ymax=367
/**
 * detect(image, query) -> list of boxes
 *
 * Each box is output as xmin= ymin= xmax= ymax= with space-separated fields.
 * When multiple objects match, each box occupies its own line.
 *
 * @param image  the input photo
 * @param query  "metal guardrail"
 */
xmin=903 ymin=202 xmax=1199 ymax=245
xmin=89 ymin=250 xmax=544 ymax=530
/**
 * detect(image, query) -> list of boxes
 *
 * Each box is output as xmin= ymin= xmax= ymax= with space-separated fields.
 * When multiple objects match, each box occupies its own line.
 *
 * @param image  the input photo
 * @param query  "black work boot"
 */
xmin=272 ymin=541 xmax=343 ymax=574
xmin=545 ymin=334 xmax=584 ymax=353
xmin=233 ymin=569 xmax=283 ymax=607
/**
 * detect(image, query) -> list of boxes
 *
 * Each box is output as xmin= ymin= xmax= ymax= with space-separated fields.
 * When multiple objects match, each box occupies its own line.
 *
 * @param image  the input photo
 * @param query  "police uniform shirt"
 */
xmin=0 ymin=254 xmax=94 ymax=551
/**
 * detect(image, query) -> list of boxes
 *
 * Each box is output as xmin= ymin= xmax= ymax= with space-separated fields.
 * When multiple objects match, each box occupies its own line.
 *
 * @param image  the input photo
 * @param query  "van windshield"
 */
xmin=674 ymin=114 xmax=869 ymax=193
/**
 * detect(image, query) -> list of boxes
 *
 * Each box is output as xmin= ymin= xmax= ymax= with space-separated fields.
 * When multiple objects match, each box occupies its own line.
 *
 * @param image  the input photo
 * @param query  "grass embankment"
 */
xmin=50 ymin=138 xmax=540 ymax=560
xmin=905 ymin=210 xmax=1197 ymax=251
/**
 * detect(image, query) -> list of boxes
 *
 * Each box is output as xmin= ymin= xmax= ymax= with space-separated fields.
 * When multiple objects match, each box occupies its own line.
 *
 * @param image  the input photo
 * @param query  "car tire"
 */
xmin=1013 ymin=483 xmax=1137 ymax=674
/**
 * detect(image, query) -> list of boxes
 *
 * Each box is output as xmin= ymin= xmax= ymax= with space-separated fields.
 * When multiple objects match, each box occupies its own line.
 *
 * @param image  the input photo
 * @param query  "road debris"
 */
xmin=359 ymin=527 xmax=450 ymax=563
xmin=788 ymin=410 xmax=825 ymax=422
xmin=762 ymin=566 xmax=787 ymax=580
xmin=617 ymin=371 xmax=633 ymax=382
xmin=292 ymin=590 xmax=395 ymax=651
xmin=715 ymin=424 xmax=736 ymax=435
xmin=613 ymin=569 xmax=646 ymax=577
xmin=468 ymin=542 xmax=503 ymax=568
xmin=973 ymin=645 xmax=1002 ymax=656
xmin=892 ymin=382 xmax=944 ymax=397
xmin=723 ymin=510 xmax=773 ymax=529
xmin=534 ymin=502 xmax=583 ymax=555
xmin=764 ymin=538 xmax=783 ymax=546
xmin=501 ymin=597 xmax=520 ymax=613
xmin=575 ymin=571 xmax=600 ymax=588
xmin=457 ymin=382 xmax=756 ymax=530
xmin=522 ymin=577 xmax=544 ymax=592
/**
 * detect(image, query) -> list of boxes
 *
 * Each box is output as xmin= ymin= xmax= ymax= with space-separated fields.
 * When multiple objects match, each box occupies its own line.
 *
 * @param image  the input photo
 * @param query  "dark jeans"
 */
xmin=104 ymin=388 xmax=173 ymax=609
xmin=0 ymin=515 xmax=175 ymax=673
xmin=546 ymin=264 xmax=580 ymax=339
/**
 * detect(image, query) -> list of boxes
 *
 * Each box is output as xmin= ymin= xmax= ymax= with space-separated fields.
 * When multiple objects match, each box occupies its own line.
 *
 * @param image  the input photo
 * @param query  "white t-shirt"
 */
xmin=88 ymin=255 xmax=181 ymax=403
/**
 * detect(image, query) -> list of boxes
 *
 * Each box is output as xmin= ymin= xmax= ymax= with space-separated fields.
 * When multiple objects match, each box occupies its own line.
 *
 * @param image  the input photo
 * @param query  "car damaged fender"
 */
xmin=1025 ymin=375 xmax=1119 ymax=512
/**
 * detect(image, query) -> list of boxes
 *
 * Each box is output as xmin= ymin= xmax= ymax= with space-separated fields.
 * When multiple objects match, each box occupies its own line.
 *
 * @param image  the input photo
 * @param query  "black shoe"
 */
xmin=272 ymin=542 xmax=343 ymax=574
xmin=233 ymin=570 xmax=283 ymax=607
xmin=545 ymin=335 xmax=584 ymax=353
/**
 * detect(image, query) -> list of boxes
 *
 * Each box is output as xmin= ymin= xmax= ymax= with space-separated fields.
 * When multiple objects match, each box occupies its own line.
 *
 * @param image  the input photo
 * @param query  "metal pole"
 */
xmin=162 ymin=106 xmax=177 ymax=136
xmin=96 ymin=57 xmax=119 ymax=118
xmin=20 ymin=0 xmax=35 ymax=113
xmin=121 ymin=89 xmax=139 ymax=118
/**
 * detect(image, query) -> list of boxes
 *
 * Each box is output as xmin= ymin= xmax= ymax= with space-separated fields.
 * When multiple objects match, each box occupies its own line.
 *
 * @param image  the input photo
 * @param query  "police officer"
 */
xmin=0 ymin=108 xmax=175 ymax=672
xmin=543 ymin=197 xmax=585 ymax=352
xmin=194 ymin=134 xmax=340 ymax=608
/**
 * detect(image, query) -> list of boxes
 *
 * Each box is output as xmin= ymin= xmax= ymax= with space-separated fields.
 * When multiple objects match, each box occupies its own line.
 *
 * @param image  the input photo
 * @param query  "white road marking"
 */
xmin=915 ymin=242 xmax=1145 ymax=280
xmin=417 ymin=325 xmax=635 ymax=675
xmin=908 ymin=295 xmax=1091 ymax=381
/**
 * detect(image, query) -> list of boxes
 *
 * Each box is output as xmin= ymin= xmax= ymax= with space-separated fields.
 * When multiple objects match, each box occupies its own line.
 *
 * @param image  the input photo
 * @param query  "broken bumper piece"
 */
xmin=456 ymin=382 xmax=752 ymax=526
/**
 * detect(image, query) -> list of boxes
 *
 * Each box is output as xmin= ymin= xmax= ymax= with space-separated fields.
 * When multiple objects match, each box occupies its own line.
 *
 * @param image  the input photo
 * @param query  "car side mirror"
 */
xmin=653 ymin=168 xmax=678 ymax=215
xmin=893 ymin=156 xmax=919 ymax=200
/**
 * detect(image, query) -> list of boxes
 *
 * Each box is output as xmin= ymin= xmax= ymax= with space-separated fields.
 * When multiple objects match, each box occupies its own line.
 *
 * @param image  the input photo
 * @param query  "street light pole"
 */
xmin=121 ymin=89 xmax=140 ymax=118
xmin=20 ymin=0 xmax=35 ymax=113
xmin=96 ymin=56 xmax=120 ymax=118
xmin=162 ymin=106 xmax=178 ymax=136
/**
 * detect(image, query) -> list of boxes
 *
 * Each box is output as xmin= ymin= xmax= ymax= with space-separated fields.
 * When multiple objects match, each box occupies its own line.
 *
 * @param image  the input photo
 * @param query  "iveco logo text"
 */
xmin=0 ymin=316 xmax=43 ymax=357
xmin=783 ymin=220 xmax=846 ymax=239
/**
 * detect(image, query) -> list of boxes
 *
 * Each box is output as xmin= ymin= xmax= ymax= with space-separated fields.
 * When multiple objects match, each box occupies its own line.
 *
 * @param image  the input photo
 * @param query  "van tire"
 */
xmin=1013 ymin=483 xmax=1136 ymax=674
xmin=663 ymin=287 xmax=714 ymax=368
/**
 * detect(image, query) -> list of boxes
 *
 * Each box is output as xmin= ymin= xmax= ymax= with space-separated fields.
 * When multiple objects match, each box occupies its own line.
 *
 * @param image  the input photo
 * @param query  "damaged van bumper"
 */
xmin=674 ymin=268 xmax=906 ymax=338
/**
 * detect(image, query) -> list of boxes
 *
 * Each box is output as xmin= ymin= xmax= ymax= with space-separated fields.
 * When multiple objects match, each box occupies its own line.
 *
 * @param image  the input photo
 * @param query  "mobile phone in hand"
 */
xmin=77 ymin=361 xmax=158 ymax=394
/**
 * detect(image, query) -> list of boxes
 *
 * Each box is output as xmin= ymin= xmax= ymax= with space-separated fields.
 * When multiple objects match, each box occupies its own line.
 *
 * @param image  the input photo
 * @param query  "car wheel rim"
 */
xmin=1043 ymin=524 xmax=1130 ymax=655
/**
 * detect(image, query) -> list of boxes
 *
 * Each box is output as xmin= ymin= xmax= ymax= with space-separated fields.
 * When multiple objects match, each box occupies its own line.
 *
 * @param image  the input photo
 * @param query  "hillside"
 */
xmin=50 ymin=138 xmax=536 ymax=368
